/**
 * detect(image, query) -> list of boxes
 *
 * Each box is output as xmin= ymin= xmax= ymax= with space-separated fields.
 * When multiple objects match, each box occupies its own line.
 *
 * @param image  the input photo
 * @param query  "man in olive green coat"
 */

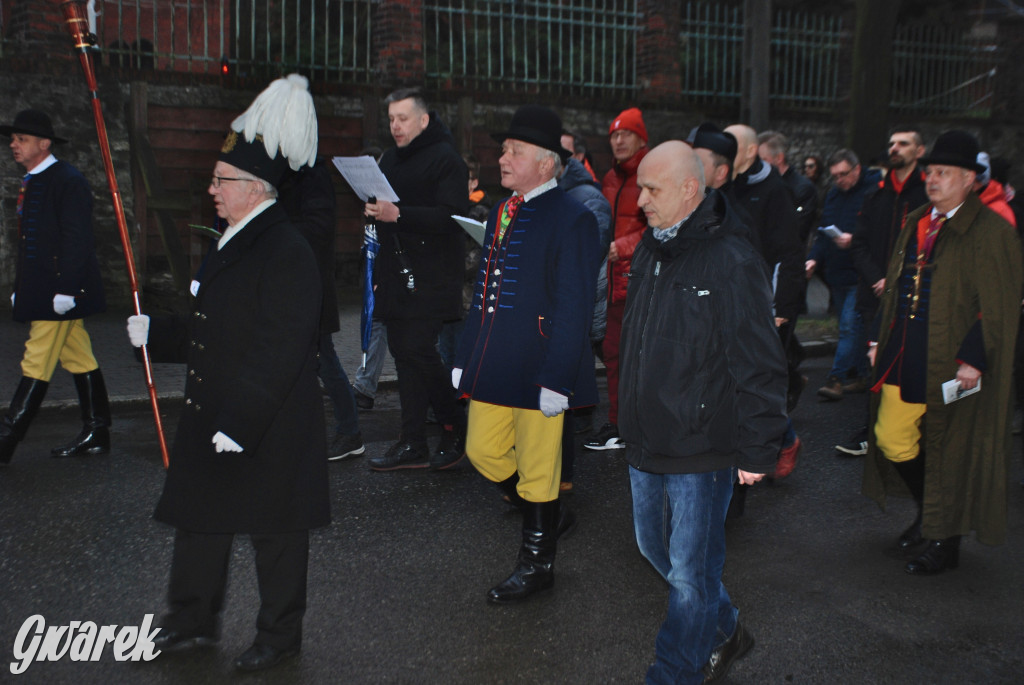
xmin=863 ymin=130 xmax=1022 ymax=576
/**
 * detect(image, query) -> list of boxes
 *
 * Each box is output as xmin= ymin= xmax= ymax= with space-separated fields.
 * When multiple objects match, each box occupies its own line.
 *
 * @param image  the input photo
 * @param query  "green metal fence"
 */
xmin=422 ymin=0 xmax=641 ymax=97
xmin=891 ymin=22 xmax=1000 ymax=117
xmin=93 ymin=0 xmax=374 ymax=82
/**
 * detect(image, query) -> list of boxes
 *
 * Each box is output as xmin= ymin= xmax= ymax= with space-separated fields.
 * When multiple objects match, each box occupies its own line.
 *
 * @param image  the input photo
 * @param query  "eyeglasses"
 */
xmin=210 ymin=176 xmax=251 ymax=188
xmin=831 ymin=167 xmax=857 ymax=179
xmin=803 ymin=163 xmax=817 ymax=169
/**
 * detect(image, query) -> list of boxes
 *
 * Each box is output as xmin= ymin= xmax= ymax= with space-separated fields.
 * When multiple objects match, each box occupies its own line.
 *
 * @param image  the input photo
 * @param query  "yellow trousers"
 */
xmin=21 ymin=320 xmax=100 ymax=382
xmin=874 ymin=383 xmax=927 ymax=463
xmin=465 ymin=400 xmax=564 ymax=502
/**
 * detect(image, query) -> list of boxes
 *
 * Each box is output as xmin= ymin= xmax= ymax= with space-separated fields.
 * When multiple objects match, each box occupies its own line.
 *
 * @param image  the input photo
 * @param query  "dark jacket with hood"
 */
xmin=618 ymin=190 xmax=788 ymax=475
xmin=730 ymin=158 xmax=804 ymax=322
xmin=375 ymin=112 xmax=469 ymax=322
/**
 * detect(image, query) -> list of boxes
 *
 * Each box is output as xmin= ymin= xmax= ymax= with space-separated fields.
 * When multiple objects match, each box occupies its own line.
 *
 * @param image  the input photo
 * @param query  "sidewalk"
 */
xmin=0 ymin=280 xmax=835 ymax=409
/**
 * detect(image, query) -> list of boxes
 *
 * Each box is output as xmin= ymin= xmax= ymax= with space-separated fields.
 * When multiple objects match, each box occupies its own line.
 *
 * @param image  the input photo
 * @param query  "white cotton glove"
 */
xmin=189 ymin=279 xmax=200 ymax=297
xmin=53 ymin=294 xmax=76 ymax=315
xmin=212 ymin=431 xmax=243 ymax=453
xmin=452 ymin=367 xmax=463 ymax=390
xmin=10 ymin=293 xmax=14 ymax=307
xmin=539 ymin=387 xmax=569 ymax=418
xmin=126 ymin=314 xmax=150 ymax=347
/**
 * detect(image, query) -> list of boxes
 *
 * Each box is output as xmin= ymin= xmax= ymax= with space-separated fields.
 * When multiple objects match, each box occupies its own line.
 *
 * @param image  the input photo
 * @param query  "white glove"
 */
xmin=539 ymin=387 xmax=569 ymax=418
xmin=10 ymin=293 xmax=14 ymax=307
xmin=126 ymin=315 xmax=150 ymax=347
xmin=189 ymin=279 xmax=200 ymax=297
xmin=53 ymin=294 xmax=76 ymax=315
xmin=452 ymin=367 xmax=463 ymax=389
xmin=212 ymin=431 xmax=243 ymax=453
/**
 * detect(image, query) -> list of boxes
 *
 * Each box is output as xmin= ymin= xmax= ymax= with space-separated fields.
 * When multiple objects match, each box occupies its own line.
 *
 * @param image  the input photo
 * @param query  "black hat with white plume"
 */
xmin=218 ymin=74 xmax=319 ymax=187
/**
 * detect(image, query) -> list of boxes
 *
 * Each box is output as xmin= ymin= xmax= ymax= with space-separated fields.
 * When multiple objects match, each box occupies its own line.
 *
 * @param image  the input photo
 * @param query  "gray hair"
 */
xmin=536 ymin=147 xmax=563 ymax=178
xmin=237 ymin=170 xmax=278 ymax=198
xmin=384 ymin=87 xmax=428 ymax=115
xmin=827 ymin=148 xmax=859 ymax=169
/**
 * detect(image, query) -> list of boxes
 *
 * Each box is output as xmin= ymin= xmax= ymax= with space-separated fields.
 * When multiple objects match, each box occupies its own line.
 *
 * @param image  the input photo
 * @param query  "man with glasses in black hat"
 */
xmin=453 ymin=105 xmax=600 ymax=604
xmin=0 ymin=108 xmax=110 ymax=466
xmin=863 ymin=129 xmax=1022 ymax=576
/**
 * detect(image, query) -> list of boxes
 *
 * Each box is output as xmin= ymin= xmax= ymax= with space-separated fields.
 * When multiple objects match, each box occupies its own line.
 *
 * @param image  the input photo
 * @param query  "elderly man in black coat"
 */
xmin=127 ymin=76 xmax=329 ymax=672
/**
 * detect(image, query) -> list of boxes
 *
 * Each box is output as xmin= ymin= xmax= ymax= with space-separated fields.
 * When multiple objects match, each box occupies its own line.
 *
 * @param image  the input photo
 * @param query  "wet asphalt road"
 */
xmin=1 ymin=355 xmax=1023 ymax=684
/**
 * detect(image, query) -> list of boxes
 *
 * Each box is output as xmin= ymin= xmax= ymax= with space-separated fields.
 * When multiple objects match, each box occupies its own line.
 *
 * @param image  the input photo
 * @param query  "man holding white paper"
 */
xmin=863 ymin=130 xmax=1022 ymax=576
xmin=806 ymin=149 xmax=881 ymax=401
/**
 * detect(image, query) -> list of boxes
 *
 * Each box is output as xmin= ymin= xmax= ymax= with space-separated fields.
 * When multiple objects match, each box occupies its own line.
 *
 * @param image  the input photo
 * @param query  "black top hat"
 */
xmin=919 ymin=130 xmax=985 ymax=174
xmin=0 ymin=109 xmax=68 ymax=144
xmin=492 ymin=105 xmax=571 ymax=162
xmin=686 ymin=122 xmax=737 ymax=162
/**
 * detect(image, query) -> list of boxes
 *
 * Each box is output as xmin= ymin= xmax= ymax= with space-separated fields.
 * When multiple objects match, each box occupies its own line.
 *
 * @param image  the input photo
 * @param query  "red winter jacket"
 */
xmin=602 ymin=147 xmax=648 ymax=304
xmin=978 ymin=180 xmax=1017 ymax=228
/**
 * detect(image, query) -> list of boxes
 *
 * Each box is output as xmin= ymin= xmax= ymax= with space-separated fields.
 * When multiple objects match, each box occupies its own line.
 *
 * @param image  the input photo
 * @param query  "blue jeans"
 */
xmin=829 ymin=284 xmax=867 ymax=380
xmin=630 ymin=466 xmax=737 ymax=685
xmin=319 ymin=332 xmax=359 ymax=437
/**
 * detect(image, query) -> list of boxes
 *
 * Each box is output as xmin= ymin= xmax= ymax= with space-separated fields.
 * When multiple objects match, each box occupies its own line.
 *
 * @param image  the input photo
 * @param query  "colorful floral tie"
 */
xmin=498 ymin=194 xmax=523 ymax=242
xmin=15 ymin=174 xmax=29 ymax=219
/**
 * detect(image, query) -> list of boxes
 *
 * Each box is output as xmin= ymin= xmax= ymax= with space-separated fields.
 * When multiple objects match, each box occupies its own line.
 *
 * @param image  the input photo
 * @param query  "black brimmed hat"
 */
xmin=492 ymin=105 xmax=572 ymax=162
xmin=686 ymin=122 xmax=737 ymax=162
xmin=0 ymin=109 xmax=67 ymax=144
xmin=919 ymin=130 xmax=986 ymax=174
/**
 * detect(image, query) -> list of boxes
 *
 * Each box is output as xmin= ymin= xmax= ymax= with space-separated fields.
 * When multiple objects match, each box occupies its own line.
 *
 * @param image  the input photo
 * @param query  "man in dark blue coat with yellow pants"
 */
xmin=454 ymin=105 xmax=600 ymax=604
xmin=0 ymin=109 xmax=109 ymax=465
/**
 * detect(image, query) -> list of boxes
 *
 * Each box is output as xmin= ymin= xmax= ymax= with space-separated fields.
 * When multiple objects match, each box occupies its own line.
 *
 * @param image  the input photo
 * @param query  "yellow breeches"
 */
xmin=874 ymin=383 xmax=927 ymax=463
xmin=21 ymin=319 xmax=99 ymax=381
xmin=465 ymin=400 xmax=565 ymax=502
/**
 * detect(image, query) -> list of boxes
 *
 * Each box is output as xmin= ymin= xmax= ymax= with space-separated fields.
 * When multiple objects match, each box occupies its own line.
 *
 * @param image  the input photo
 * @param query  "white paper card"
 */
xmin=817 ymin=225 xmax=842 ymax=239
xmin=452 ymin=215 xmax=486 ymax=246
xmin=331 ymin=156 xmax=400 ymax=203
xmin=942 ymin=378 xmax=981 ymax=404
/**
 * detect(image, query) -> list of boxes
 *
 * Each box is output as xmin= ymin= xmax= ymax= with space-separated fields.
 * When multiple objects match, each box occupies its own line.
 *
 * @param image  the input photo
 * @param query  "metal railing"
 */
xmin=891 ymin=22 xmax=1000 ymax=117
xmin=423 ymin=0 xmax=641 ymax=97
xmin=680 ymin=1 xmax=844 ymax=110
xmin=93 ymin=0 xmax=374 ymax=82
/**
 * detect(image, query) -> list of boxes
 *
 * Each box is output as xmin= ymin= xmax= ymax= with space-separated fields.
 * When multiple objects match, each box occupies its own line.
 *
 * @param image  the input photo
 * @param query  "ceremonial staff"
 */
xmin=60 ymin=0 xmax=170 ymax=468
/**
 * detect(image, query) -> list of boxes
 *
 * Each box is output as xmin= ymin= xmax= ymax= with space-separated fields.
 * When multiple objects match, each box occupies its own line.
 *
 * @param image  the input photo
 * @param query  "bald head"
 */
xmin=725 ymin=124 xmax=759 ymax=175
xmin=636 ymin=141 xmax=706 ymax=229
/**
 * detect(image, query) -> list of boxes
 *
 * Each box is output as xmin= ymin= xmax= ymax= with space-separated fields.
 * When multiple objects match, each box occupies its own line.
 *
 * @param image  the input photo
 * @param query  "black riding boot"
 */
xmin=891 ymin=456 xmax=925 ymax=550
xmin=495 ymin=473 xmax=576 ymax=539
xmin=51 ymin=369 xmax=111 ymax=458
xmin=0 ymin=377 xmax=50 ymax=465
xmin=487 ymin=499 xmax=558 ymax=604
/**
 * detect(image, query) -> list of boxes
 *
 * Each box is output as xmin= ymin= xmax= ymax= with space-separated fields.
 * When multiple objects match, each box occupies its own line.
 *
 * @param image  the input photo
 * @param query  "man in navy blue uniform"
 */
xmin=454 ymin=105 xmax=600 ymax=604
xmin=0 ymin=109 xmax=109 ymax=465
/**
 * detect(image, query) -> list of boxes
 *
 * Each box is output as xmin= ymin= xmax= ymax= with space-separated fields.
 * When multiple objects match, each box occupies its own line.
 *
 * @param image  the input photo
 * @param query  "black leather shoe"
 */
xmin=898 ymin=512 xmax=924 ymax=551
xmin=352 ymin=387 xmax=374 ymax=410
xmin=703 ymin=622 xmax=754 ymax=682
xmin=905 ymin=536 xmax=960 ymax=575
xmin=368 ymin=440 xmax=428 ymax=471
xmin=488 ymin=501 xmax=557 ymax=604
xmin=430 ymin=426 xmax=465 ymax=470
xmin=233 ymin=642 xmax=299 ymax=672
xmin=152 ymin=627 xmax=217 ymax=653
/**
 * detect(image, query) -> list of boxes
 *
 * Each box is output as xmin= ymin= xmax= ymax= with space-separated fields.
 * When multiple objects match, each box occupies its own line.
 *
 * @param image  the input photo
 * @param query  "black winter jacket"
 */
xmin=619 ymin=191 xmax=789 ymax=475
xmin=375 ymin=113 xmax=468 ymax=321
xmin=730 ymin=159 xmax=804 ymax=322
xmin=850 ymin=168 xmax=929 ymax=317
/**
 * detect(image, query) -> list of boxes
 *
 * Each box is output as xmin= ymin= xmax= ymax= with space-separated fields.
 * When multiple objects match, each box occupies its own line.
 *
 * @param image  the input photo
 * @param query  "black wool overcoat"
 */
xmin=149 ymin=203 xmax=330 ymax=534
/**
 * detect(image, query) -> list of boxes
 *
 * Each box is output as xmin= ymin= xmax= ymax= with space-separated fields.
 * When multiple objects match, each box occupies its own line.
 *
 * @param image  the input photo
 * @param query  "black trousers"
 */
xmin=386 ymin=317 xmax=461 ymax=444
xmin=164 ymin=528 xmax=309 ymax=650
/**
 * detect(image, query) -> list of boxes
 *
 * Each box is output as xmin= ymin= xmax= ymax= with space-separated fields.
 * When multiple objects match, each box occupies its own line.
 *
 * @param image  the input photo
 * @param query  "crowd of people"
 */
xmin=2 ymin=78 xmax=1023 ymax=682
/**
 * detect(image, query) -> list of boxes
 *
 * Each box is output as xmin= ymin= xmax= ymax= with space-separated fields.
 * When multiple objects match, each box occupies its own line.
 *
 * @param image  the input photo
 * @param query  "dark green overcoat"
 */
xmin=863 ymin=193 xmax=1022 ymax=545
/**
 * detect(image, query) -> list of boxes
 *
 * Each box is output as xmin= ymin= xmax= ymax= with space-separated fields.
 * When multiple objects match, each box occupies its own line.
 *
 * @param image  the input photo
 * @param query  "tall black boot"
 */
xmin=51 ymin=369 xmax=111 ymax=458
xmin=487 ymin=499 xmax=558 ymax=604
xmin=495 ymin=473 xmax=576 ymax=539
xmin=0 ymin=377 xmax=50 ymax=465
xmin=891 ymin=457 xmax=925 ymax=550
